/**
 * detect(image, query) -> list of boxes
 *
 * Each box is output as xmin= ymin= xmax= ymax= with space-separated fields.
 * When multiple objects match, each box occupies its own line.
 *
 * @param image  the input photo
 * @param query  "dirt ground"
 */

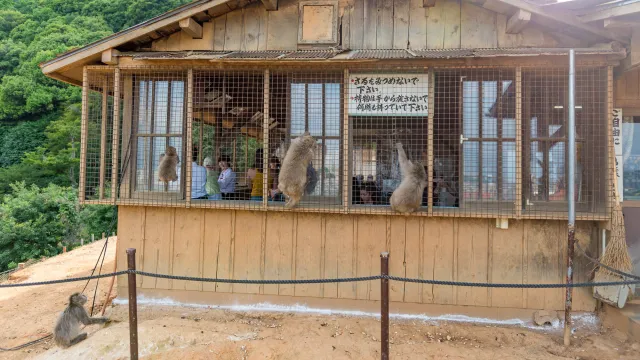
xmin=1 ymin=238 xmax=639 ymax=360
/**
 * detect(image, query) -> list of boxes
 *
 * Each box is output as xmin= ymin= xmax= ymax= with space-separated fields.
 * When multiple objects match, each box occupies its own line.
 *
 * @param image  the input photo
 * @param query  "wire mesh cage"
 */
xmin=81 ymin=63 xmax=611 ymax=220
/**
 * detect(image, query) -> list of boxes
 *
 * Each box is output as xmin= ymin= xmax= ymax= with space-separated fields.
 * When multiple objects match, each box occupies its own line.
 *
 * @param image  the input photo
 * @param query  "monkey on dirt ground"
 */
xmin=158 ymin=146 xmax=179 ymax=184
xmin=53 ymin=293 xmax=109 ymax=348
xmin=390 ymin=142 xmax=427 ymax=214
xmin=278 ymin=132 xmax=316 ymax=209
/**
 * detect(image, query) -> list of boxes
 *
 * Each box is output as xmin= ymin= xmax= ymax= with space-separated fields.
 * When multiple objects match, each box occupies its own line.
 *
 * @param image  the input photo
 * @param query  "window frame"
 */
xmin=286 ymin=75 xmax=343 ymax=204
xmin=130 ymin=75 xmax=187 ymax=200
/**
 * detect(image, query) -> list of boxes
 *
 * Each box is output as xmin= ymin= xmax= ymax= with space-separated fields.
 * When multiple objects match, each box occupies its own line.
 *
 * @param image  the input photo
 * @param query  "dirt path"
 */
xmin=1 ymin=238 xmax=639 ymax=359
xmin=0 ymin=239 xmax=117 ymax=359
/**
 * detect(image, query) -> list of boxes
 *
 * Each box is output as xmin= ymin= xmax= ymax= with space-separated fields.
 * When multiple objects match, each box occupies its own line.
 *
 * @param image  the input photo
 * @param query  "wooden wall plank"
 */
xmin=427 ymin=0 xmax=461 ymax=49
xmin=461 ymin=2 xmax=497 ymax=48
xmin=350 ymin=0 xmax=365 ymax=48
xmin=141 ymin=207 xmax=173 ymax=289
xmin=202 ymin=209 xmax=232 ymax=292
xmin=403 ymin=218 xmax=422 ymax=303
xmin=233 ymin=211 xmax=264 ymax=294
xmin=393 ymin=0 xmax=410 ymax=49
xmin=525 ymin=220 xmax=562 ymax=310
xmin=328 ymin=215 xmax=356 ymax=299
xmin=456 ymin=219 xmax=489 ymax=306
xmin=172 ymin=208 xmax=203 ymax=291
xmin=363 ymin=0 xmax=378 ymax=49
xmin=267 ymin=0 xmax=299 ymax=50
xmin=341 ymin=5 xmax=351 ymax=49
xmin=224 ymin=9 xmax=244 ymax=51
xmin=179 ymin=22 xmax=215 ymax=50
xmin=243 ymin=5 xmax=262 ymax=51
xmin=294 ymin=213 xmax=323 ymax=297
xmin=490 ymin=220 xmax=524 ymax=308
xmin=166 ymin=32 xmax=182 ymax=50
xmin=215 ymin=211 xmax=235 ymax=293
xmin=432 ymin=218 xmax=455 ymax=305
xmin=573 ymin=222 xmax=597 ymax=312
xmin=117 ymin=207 xmax=144 ymax=287
xmin=408 ymin=0 xmax=428 ymax=50
xmin=377 ymin=0 xmax=394 ymax=49
xmin=258 ymin=5 xmax=269 ymax=50
xmin=421 ymin=218 xmax=437 ymax=303
xmin=389 ymin=217 xmax=407 ymax=302
xmin=323 ymin=215 xmax=340 ymax=298
xmin=263 ymin=212 xmax=294 ymax=295
xmin=356 ymin=215 xmax=387 ymax=300
xmin=213 ymin=15 xmax=227 ymax=50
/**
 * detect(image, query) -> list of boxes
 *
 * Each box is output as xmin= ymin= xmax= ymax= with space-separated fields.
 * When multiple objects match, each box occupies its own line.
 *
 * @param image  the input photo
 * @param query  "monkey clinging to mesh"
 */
xmin=390 ymin=142 xmax=427 ymax=214
xmin=278 ymin=132 xmax=316 ymax=209
xmin=158 ymin=146 xmax=179 ymax=184
xmin=53 ymin=293 xmax=109 ymax=348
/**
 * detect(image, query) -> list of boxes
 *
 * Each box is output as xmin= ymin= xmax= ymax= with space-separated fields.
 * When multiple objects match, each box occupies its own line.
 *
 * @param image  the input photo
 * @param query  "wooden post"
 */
xmin=515 ymin=67 xmax=522 ymax=218
xmin=79 ymin=67 xmax=89 ymax=205
xmin=111 ymin=68 xmax=121 ymax=205
xmin=427 ymin=68 xmax=435 ymax=215
xmin=81 ymin=238 xmax=84 ymax=246
xmin=92 ymin=234 xmax=95 ymax=243
xmin=99 ymin=76 xmax=109 ymax=200
xmin=102 ymin=232 xmax=106 ymax=241
xmin=342 ymin=69 xmax=350 ymax=212
xmin=41 ymin=256 xmax=46 ymax=262
xmin=18 ymin=263 xmax=25 ymax=270
xmin=263 ymin=69 xmax=270 ymax=208
xmin=126 ymin=248 xmax=139 ymax=360
xmin=63 ymin=246 xmax=67 ymax=253
xmin=185 ymin=69 xmax=194 ymax=207
xmin=380 ymin=252 xmax=390 ymax=360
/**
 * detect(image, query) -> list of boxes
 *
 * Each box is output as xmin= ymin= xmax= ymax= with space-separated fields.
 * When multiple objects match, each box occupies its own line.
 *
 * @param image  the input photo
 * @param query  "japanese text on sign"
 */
xmin=612 ymin=108 xmax=623 ymax=200
xmin=348 ymin=74 xmax=429 ymax=116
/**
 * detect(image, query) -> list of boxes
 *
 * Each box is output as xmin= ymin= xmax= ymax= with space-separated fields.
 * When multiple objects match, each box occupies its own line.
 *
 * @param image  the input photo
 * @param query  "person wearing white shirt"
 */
xmin=217 ymin=155 xmax=236 ymax=199
xmin=191 ymin=150 xmax=208 ymax=199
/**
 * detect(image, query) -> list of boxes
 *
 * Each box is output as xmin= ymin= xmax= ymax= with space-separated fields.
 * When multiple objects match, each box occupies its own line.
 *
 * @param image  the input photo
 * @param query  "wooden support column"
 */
xmin=607 ymin=66 xmax=614 ymax=216
xmin=506 ymin=9 xmax=531 ymax=34
xmin=198 ymin=120 xmax=204 ymax=164
xmin=342 ymin=69 xmax=350 ymax=212
xmin=99 ymin=76 xmax=109 ymax=200
xmin=427 ymin=68 xmax=435 ymax=215
xmin=79 ymin=67 xmax=89 ymax=204
xmin=111 ymin=68 xmax=121 ymax=205
xmin=515 ymin=67 xmax=522 ymax=218
xmin=119 ymin=75 xmax=133 ymax=199
xmin=179 ymin=18 xmax=203 ymax=39
xmin=263 ymin=69 xmax=270 ymax=209
xmin=185 ymin=69 xmax=194 ymax=207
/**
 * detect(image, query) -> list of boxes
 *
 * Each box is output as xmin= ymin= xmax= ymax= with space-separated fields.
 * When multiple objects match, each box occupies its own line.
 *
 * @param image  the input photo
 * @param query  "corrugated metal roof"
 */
xmin=350 ymin=49 xmax=413 ymax=59
xmin=118 ymin=47 xmax=625 ymax=62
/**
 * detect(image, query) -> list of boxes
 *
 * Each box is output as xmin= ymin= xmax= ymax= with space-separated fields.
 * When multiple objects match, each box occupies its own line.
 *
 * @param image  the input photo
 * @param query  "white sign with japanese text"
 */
xmin=613 ymin=108 xmax=623 ymax=200
xmin=348 ymin=74 xmax=429 ymax=116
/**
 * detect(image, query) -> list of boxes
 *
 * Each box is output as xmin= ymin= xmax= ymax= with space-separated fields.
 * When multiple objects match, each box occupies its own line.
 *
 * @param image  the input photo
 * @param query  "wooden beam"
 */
xmin=604 ymin=18 xmax=638 ymax=29
xmin=423 ymin=0 xmax=436 ymax=7
xmin=261 ymin=0 xmax=278 ymax=11
xmin=111 ymin=69 xmax=121 ymax=205
xmin=483 ymin=0 xmax=629 ymax=43
xmin=101 ymin=49 xmax=120 ymax=65
xmin=185 ymin=69 xmax=194 ymax=207
xmin=506 ymin=8 xmax=531 ymax=34
xmin=179 ymin=17 xmax=203 ymax=39
xmin=99 ymin=76 xmax=109 ymax=200
xmin=79 ymin=67 xmax=89 ymax=205
xmin=579 ymin=1 xmax=640 ymax=23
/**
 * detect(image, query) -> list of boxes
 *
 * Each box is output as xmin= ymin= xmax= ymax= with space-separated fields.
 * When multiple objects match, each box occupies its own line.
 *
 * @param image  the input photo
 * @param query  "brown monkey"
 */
xmin=158 ymin=146 xmax=179 ymax=184
xmin=390 ymin=143 xmax=427 ymax=214
xmin=278 ymin=132 xmax=316 ymax=209
xmin=53 ymin=293 xmax=108 ymax=348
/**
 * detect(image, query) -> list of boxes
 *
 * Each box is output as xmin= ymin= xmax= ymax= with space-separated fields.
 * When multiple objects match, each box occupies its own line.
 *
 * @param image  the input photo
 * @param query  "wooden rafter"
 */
xmin=179 ymin=18 xmax=203 ymax=38
xmin=579 ymin=1 xmax=640 ymax=22
xmin=506 ymin=8 xmax=531 ymax=34
xmin=477 ymin=0 xmax=630 ymax=43
xmin=261 ymin=0 xmax=278 ymax=11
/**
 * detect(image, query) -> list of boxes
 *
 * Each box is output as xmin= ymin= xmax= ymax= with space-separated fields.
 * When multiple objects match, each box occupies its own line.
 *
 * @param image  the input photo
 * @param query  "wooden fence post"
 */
xmin=126 ymin=248 xmax=139 ymax=360
xmin=380 ymin=252 xmax=390 ymax=360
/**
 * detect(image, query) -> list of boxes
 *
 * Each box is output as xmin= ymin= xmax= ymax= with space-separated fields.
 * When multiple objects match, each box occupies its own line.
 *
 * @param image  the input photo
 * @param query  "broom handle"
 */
xmin=101 ymin=236 xmax=119 ymax=316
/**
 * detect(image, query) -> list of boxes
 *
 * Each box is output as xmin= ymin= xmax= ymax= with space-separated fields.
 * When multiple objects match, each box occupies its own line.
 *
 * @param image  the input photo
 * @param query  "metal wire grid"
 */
xmin=82 ymin=64 xmax=611 ymax=220
xmin=84 ymin=69 xmax=115 ymax=202
xmin=521 ymin=67 xmax=609 ymax=220
xmin=190 ymin=69 xmax=266 ymax=209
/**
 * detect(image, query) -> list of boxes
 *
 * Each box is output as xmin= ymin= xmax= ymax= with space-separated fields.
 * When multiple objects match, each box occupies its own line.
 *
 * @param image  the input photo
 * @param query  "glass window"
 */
xmin=134 ymin=78 xmax=185 ymax=194
xmin=623 ymin=116 xmax=640 ymax=200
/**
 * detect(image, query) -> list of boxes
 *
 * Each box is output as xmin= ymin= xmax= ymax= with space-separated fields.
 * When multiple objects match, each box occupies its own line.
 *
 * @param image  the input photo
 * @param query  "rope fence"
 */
xmin=1 ymin=247 xmax=638 ymax=359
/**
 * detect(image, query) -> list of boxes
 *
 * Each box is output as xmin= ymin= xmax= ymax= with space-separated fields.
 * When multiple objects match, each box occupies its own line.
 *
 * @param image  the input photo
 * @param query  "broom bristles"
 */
xmin=597 ymin=196 xmax=633 ymax=278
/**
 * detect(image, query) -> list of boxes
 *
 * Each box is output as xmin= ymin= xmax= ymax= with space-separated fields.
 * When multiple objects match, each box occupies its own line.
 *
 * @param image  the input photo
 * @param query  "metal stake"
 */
xmin=564 ymin=49 xmax=576 ymax=347
xmin=380 ymin=252 xmax=390 ymax=360
xmin=127 ymin=248 xmax=139 ymax=360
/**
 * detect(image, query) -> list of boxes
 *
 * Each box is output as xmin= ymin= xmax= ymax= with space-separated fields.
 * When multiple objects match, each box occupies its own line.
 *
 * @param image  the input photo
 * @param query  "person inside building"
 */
xmin=218 ymin=155 xmax=236 ymax=200
xmin=191 ymin=148 xmax=208 ymax=200
xmin=203 ymin=156 xmax=221 ymax=200
xmin=247 ymin=148 xmax=272 ymax=201
xmin=268 ymin=156 xmax=285 ymax=202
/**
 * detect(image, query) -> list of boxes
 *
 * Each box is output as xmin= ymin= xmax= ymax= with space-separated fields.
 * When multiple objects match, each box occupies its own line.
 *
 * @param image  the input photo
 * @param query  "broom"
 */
xmin=593 ymin=136 xmax=633 ymax=305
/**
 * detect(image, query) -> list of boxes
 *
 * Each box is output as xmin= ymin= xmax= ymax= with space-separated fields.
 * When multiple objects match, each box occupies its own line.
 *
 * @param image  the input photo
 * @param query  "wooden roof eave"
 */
xmin=39 ymin=0 xmax=236 ymax=76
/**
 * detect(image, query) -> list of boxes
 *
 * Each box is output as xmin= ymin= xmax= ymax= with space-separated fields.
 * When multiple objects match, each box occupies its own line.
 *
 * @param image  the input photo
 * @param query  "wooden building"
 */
xmin=41 ymin=0 xmax=640 ymax=318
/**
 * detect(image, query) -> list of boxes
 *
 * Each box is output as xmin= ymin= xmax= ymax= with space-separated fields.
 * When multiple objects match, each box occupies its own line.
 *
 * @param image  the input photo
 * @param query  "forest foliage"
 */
xmin=0 ymin=0 xmax=191 ymax=271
